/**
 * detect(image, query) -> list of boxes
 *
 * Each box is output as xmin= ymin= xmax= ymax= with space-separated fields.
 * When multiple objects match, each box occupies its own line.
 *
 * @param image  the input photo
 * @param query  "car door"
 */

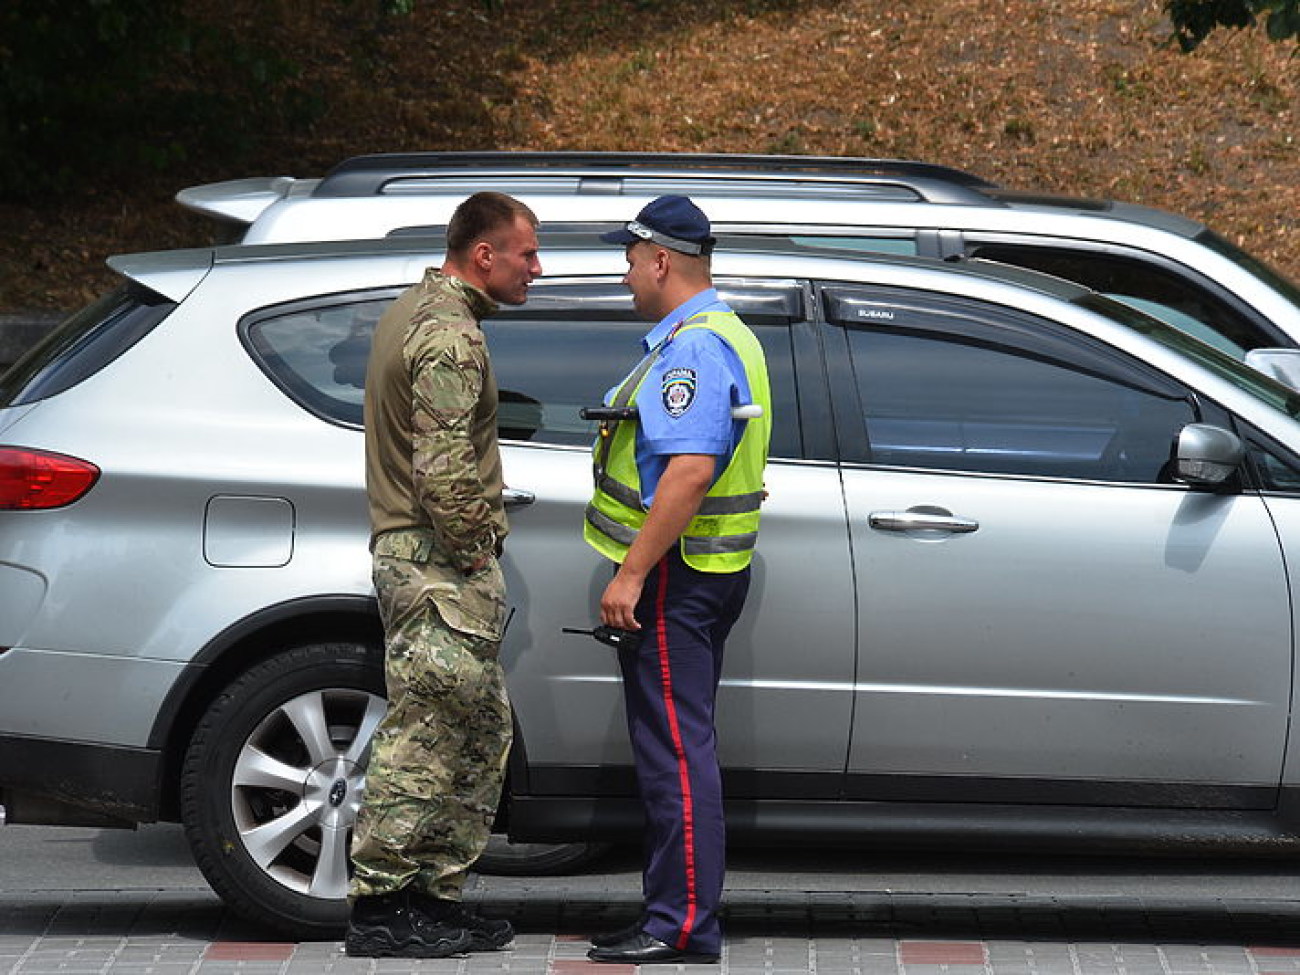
xmin=822 ymin=284 xmax=1291 ymax=807
xmin=484 ymin=279 xmax=855 ymax=800
xmin=1243 ymin=432 xmax=1300 ymax=788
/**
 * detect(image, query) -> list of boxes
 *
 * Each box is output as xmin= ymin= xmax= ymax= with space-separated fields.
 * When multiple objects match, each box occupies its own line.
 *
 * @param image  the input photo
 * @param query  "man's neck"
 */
xmin=439 ymin=260 xmax=487 ymax=292
xmin=659 ymin=281 xmax=712 ymax=320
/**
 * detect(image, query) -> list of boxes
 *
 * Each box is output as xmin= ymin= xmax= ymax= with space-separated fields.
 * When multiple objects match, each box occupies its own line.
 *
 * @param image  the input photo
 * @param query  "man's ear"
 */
xmin=472 ymin=239 xmax=494 ymax=273
xmin=654 ymin=247 xmax=672 ymax=280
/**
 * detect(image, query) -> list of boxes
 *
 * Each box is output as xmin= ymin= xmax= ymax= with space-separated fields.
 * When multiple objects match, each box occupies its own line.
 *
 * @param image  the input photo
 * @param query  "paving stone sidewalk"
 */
xmin=3 ymin=882 xmax=1300 ymax=974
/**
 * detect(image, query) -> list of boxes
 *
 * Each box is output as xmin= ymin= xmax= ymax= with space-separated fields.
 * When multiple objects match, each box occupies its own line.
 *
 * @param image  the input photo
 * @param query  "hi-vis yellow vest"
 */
xmin=583 ymin=310 xmax=772 ymax=573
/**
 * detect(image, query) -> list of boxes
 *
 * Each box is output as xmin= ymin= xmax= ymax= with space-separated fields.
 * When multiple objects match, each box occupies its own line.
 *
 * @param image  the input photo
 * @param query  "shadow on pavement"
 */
xmin=3 ymin=886 xmax=1300 ymax=947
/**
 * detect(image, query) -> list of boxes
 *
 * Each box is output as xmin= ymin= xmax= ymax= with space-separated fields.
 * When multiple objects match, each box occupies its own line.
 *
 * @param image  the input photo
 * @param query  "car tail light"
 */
xmin=0 ymin=447 xmax=101 ymax=510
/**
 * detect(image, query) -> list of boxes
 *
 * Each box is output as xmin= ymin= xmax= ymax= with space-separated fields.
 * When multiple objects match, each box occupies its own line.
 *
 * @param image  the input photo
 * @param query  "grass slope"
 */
xmin=1 ymin=0 xmax=1295 ymax=310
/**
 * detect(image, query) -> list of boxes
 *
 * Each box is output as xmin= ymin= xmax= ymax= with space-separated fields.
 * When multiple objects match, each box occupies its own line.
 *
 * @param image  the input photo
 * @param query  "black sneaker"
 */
xmin=344 ymin=890 xmax=473 ymax=959
xmin=409 ymin=892 xmax=515 ymax=951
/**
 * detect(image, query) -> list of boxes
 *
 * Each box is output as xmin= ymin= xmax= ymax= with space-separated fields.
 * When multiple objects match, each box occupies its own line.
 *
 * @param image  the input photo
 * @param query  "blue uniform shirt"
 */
xmin=605 ymin=288 xmax=754 ymax=508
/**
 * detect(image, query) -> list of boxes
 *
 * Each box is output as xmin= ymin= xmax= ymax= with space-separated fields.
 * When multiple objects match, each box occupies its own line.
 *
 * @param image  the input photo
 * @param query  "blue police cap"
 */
xmin=600 ymin=195 xmax=715 ymax=255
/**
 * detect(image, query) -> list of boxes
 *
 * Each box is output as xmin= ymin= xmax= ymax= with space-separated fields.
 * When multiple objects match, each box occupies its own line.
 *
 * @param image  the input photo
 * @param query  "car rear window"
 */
xmin=0 ymin=284 xmax=176 ymax=407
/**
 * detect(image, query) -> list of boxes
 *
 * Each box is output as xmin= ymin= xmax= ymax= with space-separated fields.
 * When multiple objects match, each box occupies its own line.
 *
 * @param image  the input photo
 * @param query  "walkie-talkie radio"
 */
xmin=562 ymin=625 xmax=644 ymax=652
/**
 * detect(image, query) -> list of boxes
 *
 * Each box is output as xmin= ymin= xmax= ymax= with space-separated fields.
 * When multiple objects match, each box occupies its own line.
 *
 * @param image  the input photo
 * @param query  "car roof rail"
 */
xmin=312 ymin=152 xmax=999 ymax=205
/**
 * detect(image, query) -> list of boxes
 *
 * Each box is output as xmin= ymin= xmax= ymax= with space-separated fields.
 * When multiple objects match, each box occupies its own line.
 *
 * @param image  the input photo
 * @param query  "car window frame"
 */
xmin=959 ymin=233 xmax=1292 ymax=356
xmin=818 ymin=283 xmax=1205 ymax=485
xmin=237 ymin=277 xmax=814 ymax=461
xmin=240 ymin=286 xmax=405 ymax=430
xmin=482 ymin=276 xmax=809 ymax=459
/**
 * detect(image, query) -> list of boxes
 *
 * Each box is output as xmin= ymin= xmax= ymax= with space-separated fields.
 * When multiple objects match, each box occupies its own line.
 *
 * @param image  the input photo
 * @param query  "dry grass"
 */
xmin=2 ymin=0 xmax=1296 ymax=310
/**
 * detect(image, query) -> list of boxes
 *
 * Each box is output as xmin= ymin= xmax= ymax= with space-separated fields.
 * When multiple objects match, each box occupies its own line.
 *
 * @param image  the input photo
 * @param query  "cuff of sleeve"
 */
xmin=454 ymin=533 xmax=497 ymax=573
xmin=642 ymin=436 xmax=730 ymax=456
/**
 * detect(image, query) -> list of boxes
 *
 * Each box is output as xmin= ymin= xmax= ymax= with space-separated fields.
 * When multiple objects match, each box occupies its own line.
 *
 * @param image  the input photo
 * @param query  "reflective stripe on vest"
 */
xmin=583 ymin=310 xmax=771 ymax=573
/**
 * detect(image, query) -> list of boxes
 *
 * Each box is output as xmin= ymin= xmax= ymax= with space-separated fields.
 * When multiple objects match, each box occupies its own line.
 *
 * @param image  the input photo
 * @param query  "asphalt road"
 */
xmin=3 ymin=821 xmax=1300 ymax=903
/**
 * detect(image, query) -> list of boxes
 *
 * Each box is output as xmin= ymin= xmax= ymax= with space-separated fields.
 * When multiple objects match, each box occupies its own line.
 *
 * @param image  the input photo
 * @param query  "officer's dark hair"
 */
xmin=446 ymin=192 xmax=538 ymax=258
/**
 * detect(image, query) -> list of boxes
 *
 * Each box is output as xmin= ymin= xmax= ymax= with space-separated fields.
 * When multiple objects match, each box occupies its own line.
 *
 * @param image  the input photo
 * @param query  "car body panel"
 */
xmin=498 ymin=447 xmax=856 ymax=779
xmin=1258 ymin=493 xmax=1300 ymax=787
xmin=0 ymin=649 xmax=185 ymax=743
xmin=844 ymin=469 xmax=1290 ymax=788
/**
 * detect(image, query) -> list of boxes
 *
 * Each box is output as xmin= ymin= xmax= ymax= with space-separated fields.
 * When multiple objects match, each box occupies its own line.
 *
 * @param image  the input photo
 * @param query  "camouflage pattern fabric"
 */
xmin=364 ymin=269 xmax=507 ymax=577
xmin=407 ymin=279 xmax=504 ymax=573
xmin=352 ymin=267 xmax=513 ymax=902
xmin=350 ymin=534 xmax=511 ymax=900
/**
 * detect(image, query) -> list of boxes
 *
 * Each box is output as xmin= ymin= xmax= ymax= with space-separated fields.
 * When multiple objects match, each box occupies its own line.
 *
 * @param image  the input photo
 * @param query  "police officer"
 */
xmin=347 ymin=192 xmax=542 ymax=959
xmin=584 ymin=196 xmax=772 ymax=965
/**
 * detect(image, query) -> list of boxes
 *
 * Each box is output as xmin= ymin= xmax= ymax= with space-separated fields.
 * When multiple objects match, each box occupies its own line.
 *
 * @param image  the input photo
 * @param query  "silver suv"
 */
xmin=182 ymin=152 xmax=1300 ymax=363
xmin=5 ymin=230 xmax=1300 ymax=938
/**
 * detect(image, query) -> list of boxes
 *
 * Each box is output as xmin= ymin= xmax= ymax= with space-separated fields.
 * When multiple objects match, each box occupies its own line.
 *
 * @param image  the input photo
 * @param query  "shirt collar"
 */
xmin=642 ymin=288 xmax=724 ymax=351
xmin=427 ymin=268 xmax=500 ymax=321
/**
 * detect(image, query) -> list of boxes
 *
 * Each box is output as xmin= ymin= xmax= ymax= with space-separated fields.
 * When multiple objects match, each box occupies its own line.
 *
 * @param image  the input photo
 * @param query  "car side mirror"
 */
xmin=1245 ymin=348 xmax=1300 ymax=392
xmin=1173 ymin=423 xmax=1244 ymax=487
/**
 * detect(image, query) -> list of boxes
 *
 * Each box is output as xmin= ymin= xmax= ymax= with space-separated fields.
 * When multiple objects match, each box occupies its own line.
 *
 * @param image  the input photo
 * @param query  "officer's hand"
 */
xmin=600 ymin=572 xmax=644 ymax=632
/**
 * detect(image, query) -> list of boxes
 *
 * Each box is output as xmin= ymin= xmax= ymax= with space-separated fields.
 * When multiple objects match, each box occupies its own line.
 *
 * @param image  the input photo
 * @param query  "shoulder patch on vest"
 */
xmin=661 ymin=367 xmax=697 ymax=418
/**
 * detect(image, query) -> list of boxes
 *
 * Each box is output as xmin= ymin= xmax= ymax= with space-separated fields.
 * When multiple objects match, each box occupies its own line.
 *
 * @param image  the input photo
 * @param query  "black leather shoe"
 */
xmin=587 ymin=931 xmax=719 ymax=965
xmin=590 ymin=918 xmax=646 ymax=948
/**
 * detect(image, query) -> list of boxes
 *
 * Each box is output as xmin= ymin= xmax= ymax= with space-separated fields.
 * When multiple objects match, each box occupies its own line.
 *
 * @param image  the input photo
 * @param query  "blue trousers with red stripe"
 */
xmin=616 ymin=546 xmax=750 ymax=956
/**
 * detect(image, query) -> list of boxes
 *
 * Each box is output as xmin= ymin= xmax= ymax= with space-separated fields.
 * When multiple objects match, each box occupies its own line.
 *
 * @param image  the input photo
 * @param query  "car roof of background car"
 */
xmin=177 ymin=152 xmax=1209 ymax=251
xmin=175 ymin=151 xmax=999 ymax=226
xmin=314 ymin=152 xmax=998 ymax=199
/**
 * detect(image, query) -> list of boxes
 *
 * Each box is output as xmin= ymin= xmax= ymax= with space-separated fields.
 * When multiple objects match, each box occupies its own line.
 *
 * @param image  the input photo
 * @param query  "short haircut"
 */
xmin=446 ymin=192 xmax=538 ymax=258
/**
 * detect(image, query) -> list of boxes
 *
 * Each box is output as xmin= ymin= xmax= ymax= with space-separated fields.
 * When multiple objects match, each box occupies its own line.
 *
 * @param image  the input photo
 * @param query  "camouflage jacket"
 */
xmin=364 ymin=269 xmax=508 ymax=576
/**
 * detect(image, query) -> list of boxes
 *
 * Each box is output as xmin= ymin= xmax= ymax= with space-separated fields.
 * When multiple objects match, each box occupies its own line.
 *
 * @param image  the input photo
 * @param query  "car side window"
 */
xmin=484 ymin=281 xmax=803 ymax=458
xmin=243 ymin=291 xmax=399 ymax=427
xmin=1245 ymin=435 xmax=1300 ymax=493
xmin=827 ymin=289 xmax=1197 ymax=483
xmin=482 ymin=311 xmax=646 ymax=446
xmin=242 ymin=281 xmax=803 ymax=459
xmin=966 ymin=242 xmax=1285 ymax=359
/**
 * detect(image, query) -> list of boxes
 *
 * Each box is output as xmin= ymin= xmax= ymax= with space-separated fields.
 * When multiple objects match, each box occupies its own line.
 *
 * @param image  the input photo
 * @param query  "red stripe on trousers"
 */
xmin=653 ymin=557 xmax=698 ymax=950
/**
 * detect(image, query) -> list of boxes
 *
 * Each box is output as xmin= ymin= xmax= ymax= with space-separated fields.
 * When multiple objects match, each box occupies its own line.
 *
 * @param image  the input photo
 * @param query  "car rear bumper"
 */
xmin=0 ymin=732 xmax=160 ymax=825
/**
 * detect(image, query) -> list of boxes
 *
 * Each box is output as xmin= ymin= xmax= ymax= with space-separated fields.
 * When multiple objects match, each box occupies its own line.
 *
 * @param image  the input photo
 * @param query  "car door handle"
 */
xmin=869 ymin=507 xmax=979 ymax=534
xmin=503 ymin=488 xmax=536 ymax=508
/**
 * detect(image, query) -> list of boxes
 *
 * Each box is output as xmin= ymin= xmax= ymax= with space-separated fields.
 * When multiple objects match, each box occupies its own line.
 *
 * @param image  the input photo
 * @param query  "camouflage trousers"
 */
xmin=349 ymin=549 xmax=512 ymax=901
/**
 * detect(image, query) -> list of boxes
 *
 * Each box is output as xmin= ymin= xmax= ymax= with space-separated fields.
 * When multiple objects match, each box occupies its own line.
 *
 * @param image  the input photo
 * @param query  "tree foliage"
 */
xmin=1167 ymin=0 xmax=1300 ymax=50
xmin=0 ymin=1 xmax=411 ymax=203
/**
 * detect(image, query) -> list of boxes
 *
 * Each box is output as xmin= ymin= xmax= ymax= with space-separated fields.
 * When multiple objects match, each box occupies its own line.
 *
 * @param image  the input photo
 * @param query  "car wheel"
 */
xmin=180 ymin=641 xmax=386 ymax=938
xmin=179 ymin=641 xmax=606 ymax=935
xmin=475 ymin=836 xmax=611 ymax=876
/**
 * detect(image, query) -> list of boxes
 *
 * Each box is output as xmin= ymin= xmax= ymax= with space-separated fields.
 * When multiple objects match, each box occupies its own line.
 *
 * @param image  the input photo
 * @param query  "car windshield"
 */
xmin=1078 ymin=293 xmax=1300 ymax=420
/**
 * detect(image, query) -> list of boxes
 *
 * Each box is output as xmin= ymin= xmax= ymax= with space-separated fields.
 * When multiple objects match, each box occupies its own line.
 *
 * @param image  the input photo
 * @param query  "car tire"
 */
xmin=180 ymin=641 xmax=386 ymax=938
xmin=179 ymin=641 xmax=607 ymax=936
xmin=475 ymin=836 xmax=611 ymax=876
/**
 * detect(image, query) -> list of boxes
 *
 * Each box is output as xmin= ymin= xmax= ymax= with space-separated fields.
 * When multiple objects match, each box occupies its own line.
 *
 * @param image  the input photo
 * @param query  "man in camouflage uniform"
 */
xmin=346 ymin=192 xmax=542 ymax=959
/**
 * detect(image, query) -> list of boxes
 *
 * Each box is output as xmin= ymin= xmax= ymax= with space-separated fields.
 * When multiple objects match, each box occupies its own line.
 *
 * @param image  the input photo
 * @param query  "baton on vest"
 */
xmin=582 ymin=403 xmax=764 ymax=485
